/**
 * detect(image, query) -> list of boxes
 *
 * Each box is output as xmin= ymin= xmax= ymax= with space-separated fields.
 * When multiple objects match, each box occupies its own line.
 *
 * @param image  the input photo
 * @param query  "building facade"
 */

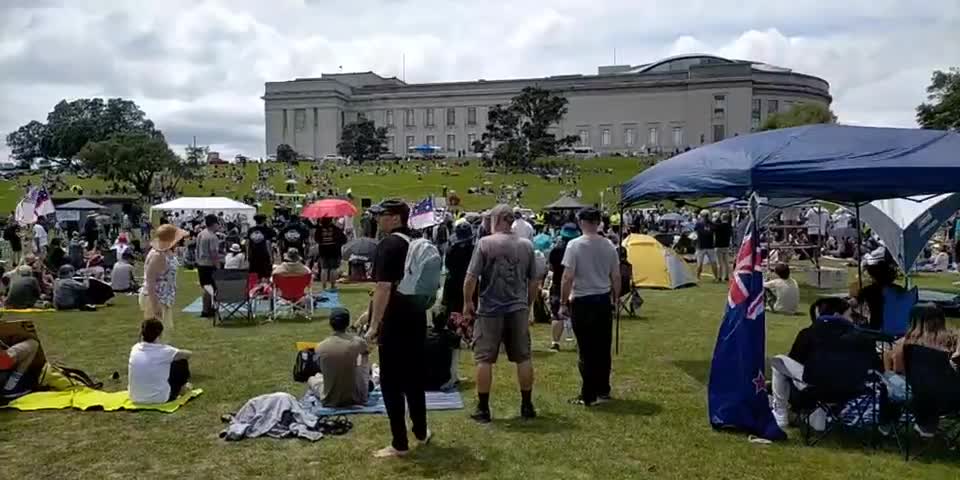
xmin=262 ymin=54 xmax=831 ymax=158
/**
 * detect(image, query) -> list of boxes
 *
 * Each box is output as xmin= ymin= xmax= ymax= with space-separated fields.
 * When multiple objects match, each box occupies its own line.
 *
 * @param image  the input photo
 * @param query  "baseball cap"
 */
xmin=577 ymin=207 xmax=601 ymax=222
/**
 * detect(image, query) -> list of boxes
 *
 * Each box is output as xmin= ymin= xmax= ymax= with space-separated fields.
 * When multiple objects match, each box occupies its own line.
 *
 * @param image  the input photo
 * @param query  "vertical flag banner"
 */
xmin=707 ymin=217 xmax=786 ymax=441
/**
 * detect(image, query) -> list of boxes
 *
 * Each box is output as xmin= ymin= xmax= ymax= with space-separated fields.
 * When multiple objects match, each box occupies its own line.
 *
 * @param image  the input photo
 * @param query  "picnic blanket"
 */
xmin=1 ymin=303 xmax=112 ymax=314
xmin=300 ymin=388 xmax=464 ymax=416
xmin=181 ymin=291 xmax=342 ymax=314
xmin=2 ymin=387 xmax=203 ymax=413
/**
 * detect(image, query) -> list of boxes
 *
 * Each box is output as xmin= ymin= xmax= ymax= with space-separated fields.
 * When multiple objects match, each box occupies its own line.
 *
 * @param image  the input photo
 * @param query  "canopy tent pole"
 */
xmin=615 ymin=196 xmax=624 ymax=355
xmin=855 ymin=202 xmax=863 ymax=295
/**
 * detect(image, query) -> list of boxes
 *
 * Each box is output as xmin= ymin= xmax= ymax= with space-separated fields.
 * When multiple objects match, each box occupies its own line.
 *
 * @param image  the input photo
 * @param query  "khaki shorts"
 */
xmin=473 ymin=309 xmax=531 ymax=364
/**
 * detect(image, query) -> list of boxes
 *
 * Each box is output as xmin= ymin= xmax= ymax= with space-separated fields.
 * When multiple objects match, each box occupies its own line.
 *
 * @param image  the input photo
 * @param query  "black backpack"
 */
xmin=293 ymin=349 xmax=320 ymax=382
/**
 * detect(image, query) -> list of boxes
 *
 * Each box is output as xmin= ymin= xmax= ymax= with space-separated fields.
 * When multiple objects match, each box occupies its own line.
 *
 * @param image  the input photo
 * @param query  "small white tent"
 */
xmin=151 ymin=197 xmax=257 ymax=225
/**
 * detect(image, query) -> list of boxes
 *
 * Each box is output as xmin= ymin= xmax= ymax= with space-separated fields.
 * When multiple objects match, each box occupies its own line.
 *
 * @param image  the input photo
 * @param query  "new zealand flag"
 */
xmin=707 ymin=219 xmax=786 ymax=441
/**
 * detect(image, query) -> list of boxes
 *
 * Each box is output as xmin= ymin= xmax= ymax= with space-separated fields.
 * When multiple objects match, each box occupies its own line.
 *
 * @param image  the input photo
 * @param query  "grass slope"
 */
xmin=0 ymin=157 xmax=650 ymax=214
xmin=2 ymin=272 xmax=959 ymax=479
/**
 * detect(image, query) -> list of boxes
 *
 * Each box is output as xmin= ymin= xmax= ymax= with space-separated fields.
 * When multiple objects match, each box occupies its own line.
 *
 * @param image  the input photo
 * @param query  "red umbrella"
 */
xmin=301 ymin=199 xmax=358 ymax=219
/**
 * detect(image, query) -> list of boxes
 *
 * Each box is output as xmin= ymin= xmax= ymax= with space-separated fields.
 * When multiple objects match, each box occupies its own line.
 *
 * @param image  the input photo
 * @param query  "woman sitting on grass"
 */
xmin=128 ymin=318 xmax=192 ymax=404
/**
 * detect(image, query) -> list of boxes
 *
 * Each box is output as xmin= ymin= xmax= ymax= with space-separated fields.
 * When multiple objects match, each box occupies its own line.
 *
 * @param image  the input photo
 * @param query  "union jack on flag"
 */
xmin=727 ymin=227 xmax=765 ymax=320
xmin=408 ymin=197 xmax=437 ymax=230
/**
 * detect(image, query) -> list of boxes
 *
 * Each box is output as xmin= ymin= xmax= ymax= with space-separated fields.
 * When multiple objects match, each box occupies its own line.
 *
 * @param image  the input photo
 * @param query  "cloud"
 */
xmin=0 ymin=0 xmax=958 ymax=162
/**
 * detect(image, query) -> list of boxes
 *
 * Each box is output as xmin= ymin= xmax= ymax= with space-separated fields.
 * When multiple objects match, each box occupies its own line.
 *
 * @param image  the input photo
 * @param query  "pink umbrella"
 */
xmin=301 ymin=199 xmax=358 ymax=219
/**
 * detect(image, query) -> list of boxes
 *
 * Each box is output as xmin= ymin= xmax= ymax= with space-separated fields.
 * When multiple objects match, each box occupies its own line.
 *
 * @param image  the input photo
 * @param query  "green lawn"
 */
xmin=3 ymin=270 xmax=960 ymax=479
xmin=0 ymin=157 xmax=654 ymax=215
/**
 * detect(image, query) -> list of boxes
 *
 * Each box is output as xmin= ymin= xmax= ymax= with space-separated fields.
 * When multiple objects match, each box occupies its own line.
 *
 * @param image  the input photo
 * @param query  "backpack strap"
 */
xmin=392 ymin=232 xmax=411 ymax=244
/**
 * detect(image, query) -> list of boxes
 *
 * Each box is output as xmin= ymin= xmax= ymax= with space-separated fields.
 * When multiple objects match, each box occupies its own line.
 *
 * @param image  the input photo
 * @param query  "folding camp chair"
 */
xmin=617 ymin=259 xmax=643 ymax=317
xmin=902 ymin=344 xmax=960 ymax=460
xmin=210 ymin=269 xmax=254 ymax=326
xmin=271 ymin=273 xmax=314 ymax=320
xmin=790 ymin=330 xmax=882 ymax=446
xmin=882 ymin=287 xmax=918 ymax=337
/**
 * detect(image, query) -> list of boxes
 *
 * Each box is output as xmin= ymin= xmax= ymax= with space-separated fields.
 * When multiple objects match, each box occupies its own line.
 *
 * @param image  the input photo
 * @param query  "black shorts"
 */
xmin=197 ymin=266 xmax=217 ymax=287
xmin=320 ymin=255 xmax=342 ymax=270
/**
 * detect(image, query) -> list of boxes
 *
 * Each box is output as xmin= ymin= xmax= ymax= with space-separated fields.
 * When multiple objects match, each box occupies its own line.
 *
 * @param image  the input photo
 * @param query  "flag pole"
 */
xmin=615 ymin=193 xmax=623 ymax=355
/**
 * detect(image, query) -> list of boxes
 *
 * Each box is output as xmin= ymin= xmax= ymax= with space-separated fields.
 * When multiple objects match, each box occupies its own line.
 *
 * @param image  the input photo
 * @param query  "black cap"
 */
xmin=577 ymin=207 xmax=602 ymax=222
xmin=370 ymin=199 xmax=409 ymax=217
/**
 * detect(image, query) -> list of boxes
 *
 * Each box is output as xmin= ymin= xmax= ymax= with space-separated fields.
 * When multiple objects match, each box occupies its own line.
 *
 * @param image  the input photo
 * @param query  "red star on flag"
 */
xmin=753 ymin=371 xmax=767 ymax=394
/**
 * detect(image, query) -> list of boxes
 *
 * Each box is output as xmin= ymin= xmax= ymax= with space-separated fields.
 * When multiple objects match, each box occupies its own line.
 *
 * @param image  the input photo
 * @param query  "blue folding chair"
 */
xmin=882 ymin=287 xmax=919 ymax=338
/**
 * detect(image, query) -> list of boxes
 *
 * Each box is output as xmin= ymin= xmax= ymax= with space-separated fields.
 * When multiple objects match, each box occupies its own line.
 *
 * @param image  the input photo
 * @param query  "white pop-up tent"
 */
xmin=151 ymin=197 xmax=257 ymax=225
xmin=857 ymin=194 xmax=960 ymax=271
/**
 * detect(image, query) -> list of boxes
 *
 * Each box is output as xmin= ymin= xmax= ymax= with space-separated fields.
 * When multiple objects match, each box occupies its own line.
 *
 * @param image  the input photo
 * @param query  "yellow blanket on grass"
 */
xmin=2 ymin=388 xmax=203 ymax=413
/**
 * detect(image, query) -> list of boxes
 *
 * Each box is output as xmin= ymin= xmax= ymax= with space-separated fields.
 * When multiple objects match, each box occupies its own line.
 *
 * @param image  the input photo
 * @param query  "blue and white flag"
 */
xmin=707 ymin=219 xmax=786 ymax=441
xmin=408 ymin=197 xmax=437 ymax=230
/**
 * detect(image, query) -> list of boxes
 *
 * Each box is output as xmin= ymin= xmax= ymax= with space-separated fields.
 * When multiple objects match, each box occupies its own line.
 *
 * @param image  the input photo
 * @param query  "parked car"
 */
xmin=322 ymin=154 xmax=345 ymax=162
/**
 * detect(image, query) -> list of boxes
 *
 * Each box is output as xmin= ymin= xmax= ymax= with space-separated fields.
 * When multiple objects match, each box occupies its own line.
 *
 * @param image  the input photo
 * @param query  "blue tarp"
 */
xmin=622 ymin=125 xmax=960 ymax=204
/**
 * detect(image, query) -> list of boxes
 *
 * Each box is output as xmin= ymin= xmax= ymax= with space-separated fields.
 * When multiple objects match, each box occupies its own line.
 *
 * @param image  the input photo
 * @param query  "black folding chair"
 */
xmin=903 ymin=344 xmax=960 ymax=460
xmin=617 ymin=259 xmax=643 ymax=317
xmin=210 ymin=269 xmax=254 ymax=326
xmin=790 ymin=331 xmax=881 ymax=446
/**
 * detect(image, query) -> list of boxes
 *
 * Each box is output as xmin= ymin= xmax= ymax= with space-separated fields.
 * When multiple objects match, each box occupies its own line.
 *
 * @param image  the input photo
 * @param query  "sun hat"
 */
xmin=230 ymin=243 xmax=242 ymax=253
xmin=560 ymin=223 xmax=581 ymax=240
xmin=151 ymin=224 xmax=189 ymax=252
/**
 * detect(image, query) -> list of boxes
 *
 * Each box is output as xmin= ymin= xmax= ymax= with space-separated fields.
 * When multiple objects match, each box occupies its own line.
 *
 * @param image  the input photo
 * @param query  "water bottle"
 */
xmin=564 ymin=318 xmax=574 ymax=342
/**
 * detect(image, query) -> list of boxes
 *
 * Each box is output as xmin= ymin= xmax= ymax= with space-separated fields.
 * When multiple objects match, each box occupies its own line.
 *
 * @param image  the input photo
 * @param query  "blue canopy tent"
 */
xmin=408 ymin=144 xmax=442 ymax=155
xmin=622 ymin=124 xmax=960 ymax=204
xmin=619 ymin=124 xmax=960 ymax=441
xmin=858 ymin=194 xmax=960 ymax=272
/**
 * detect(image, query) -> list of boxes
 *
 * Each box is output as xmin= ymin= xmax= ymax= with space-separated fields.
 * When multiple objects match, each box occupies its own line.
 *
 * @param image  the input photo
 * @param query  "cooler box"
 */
xmin=805 ymin=266 xmax=848 ymax=289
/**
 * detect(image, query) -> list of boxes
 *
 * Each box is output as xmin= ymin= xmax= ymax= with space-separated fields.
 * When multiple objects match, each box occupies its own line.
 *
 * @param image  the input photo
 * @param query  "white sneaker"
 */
xmin=773 ymin=408 xmax=789 ymax=429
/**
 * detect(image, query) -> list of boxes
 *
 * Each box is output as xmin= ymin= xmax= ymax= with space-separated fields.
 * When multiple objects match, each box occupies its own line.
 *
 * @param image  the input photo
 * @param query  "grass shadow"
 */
xmin=671 ymin=358 xmax=774 ymax=386
xmin=455 ymin=379 xmax=476 ymax=392
xmin=400 ymin=444 xmax=490 ymax=477
xmin=496 ymin=413 xmax=578 ymax=434
xmin=592 ymin=398 xmax=662 ymax=417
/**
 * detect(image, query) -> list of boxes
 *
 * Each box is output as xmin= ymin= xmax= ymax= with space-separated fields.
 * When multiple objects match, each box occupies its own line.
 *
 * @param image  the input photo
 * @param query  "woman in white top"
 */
xmin=224 ymin=243 xmax=248 ymax=270
xmin=128 ymin=318 xmax=192 ymax=404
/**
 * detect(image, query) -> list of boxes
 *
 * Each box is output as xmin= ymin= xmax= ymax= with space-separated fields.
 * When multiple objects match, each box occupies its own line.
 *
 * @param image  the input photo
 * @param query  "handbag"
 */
xmin=293 ymin=348 xmax=320 ymax=382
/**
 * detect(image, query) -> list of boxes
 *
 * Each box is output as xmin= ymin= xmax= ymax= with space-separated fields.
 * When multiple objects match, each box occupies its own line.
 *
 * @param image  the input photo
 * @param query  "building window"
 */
xmin=624 ymin=128 xmax=635 ymax=147
xmin=713 ymin=95 xmax=726 ymax=119
xmin=672 ymin=127 xmax=683 ymax=147
xmin=282 ymin=109 xmax=288 ymax=137
xmin=768 ymin=100 xmax=779 ymax=115
xmin=386 ymin=135 xmax=395 ymax=153
xmin=426 ymin=134 xmax=435 ymax=146
xmin=578 ymin=129 xmax=589 ymax=146
xmin=751 ymin=98 xmax=762 ymax=131
xmin=712 ymin=124 xmax=725 ymax=142
xmin=405 ymin=109 xmax=415 ymax=127
xmin=446 ymin=108 xmax=456 ymax=126
xmin=467 ymin=133 xmax=477 ymax=148
xmin=467 ymin=107 xmax=477 ymax=125
xmin=406 ymin=135 xmax=415 ymax=149
xmin=446 ymin=134 xmax=456 ymax=151
xmin=601 ymin=129 xmax=611 ymax=147
xmin=426 ymin=109 xmax=435 ymax=127
xmin=648 ymin=127 xmax=659 ymax=146
xmin=294 ymin=109 xmax=306 ymax=131
xmin=386 ymin=110 xmax=394 ymax=126
xmin=357 ymin=112 xmax=366 ymax=121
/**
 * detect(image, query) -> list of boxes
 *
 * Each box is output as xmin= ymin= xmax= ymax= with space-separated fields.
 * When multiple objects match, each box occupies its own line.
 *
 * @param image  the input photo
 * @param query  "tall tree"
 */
xmin=79 ymin=133 xmax=178 ymax=198
xmin=481 ymin=87 xmax=577 ymax=169
xmin=4 ymin=121 xmax=49 ymax=168
xmin=917 ymin=67 xmax=960 ymax=131
xmin=276 ymin=143 xmax=297 ymax=164
xmin=5 ymin=98 xmax=160 ymax=167
xmin=337 ymin=119 xmax=388 ymax=164
xmin=762 ymin=102 xmax=837 ymax=130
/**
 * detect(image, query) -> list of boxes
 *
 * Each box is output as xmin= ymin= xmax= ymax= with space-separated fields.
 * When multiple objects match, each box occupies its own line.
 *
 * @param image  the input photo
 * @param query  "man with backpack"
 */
xmin=365 ymin=199 xmax=441 ymax=458
xmin=463 ymin=204 xmax=539 ymax=423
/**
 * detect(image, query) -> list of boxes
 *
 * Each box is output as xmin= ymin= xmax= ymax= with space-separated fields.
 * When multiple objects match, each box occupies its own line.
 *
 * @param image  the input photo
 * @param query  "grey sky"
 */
xmin=1 ymin=0 xmax=958 ymax=160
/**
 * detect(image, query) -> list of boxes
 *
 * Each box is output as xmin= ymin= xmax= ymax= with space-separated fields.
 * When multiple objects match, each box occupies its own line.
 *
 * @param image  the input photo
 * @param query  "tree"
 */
xmin=4 ymin=121 xmax=49 ymax=168
xmin=337 ymin=119 xmax=388 ymax=164
xmin=762 ymin=102 xmax=837 ymax=130
xmin=5 ymin=98 xmax=160 ymax=167
xmin=79 ymin=133 xmax=178 ymax=198
xmin=471 ymin=139 xmax=486 ymax=154
xmin=276 ymin=143 xmax=297 ymax=164
xmin=185 ymin=144 xmax=208 ymax=164
xmin=917 ymin=67 xmax=960 ymax=131
xmin=481 ymin=86 xmax=578 ymax=169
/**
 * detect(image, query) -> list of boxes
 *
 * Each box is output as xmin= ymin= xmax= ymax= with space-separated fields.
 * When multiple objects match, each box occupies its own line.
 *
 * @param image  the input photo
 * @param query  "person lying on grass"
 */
xmin=128 ymin=318 xmax=193 ymax=404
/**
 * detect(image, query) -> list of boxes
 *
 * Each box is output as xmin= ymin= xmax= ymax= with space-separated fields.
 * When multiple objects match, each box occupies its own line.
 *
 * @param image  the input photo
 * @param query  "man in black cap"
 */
xmin=560 ymin=207 xmax=621 ymax=407
xmin=365 ymin=199 xmax=431 ymax=458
